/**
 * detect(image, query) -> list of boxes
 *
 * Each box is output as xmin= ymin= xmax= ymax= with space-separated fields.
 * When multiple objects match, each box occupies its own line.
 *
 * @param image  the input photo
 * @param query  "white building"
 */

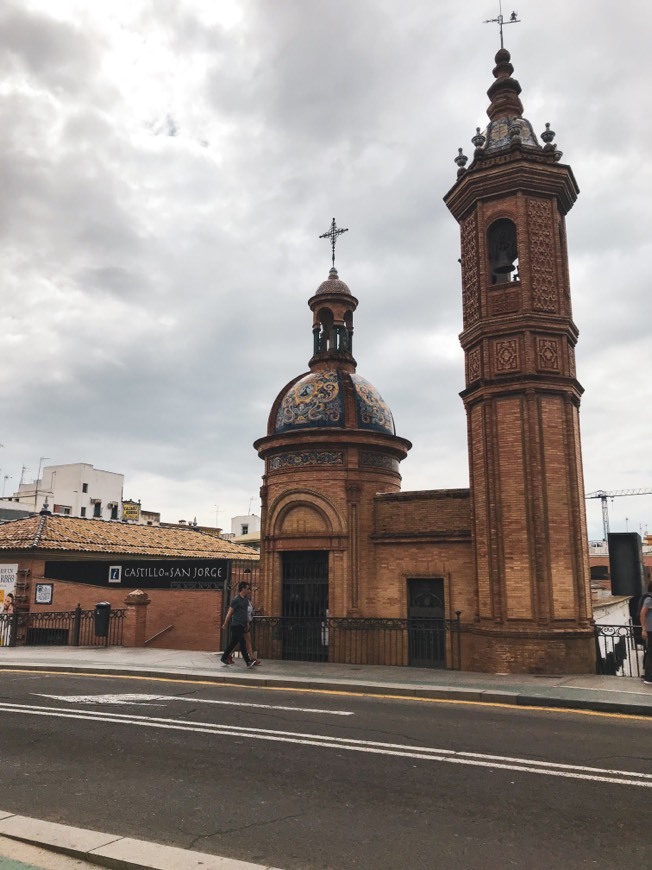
xmin=231 ymin=514 xmax=261 ymax=537
xmin=2 ymin=463 xmax=124 ymax=521
xmin=220 ymin=514 xmax=261 ymax=550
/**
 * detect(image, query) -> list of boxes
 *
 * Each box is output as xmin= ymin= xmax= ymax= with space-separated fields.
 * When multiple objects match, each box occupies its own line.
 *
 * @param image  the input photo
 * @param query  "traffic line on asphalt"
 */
xmin=2 ymin=668 xmax=650 ymax=721
xmin=3 ymin=701 xmax=651 ymax=789
xmin=32 ymin=692 xmax=354 ymax=716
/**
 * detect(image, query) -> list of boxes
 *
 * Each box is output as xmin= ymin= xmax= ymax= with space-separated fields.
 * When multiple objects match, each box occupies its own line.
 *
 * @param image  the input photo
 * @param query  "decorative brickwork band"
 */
xmin=527 ymin=198 xmax=557 ymax=312
xmin=360 ymin=452 xmax=399 ymax=471
xmin=269 ymin=450 xmax=344 ymax=471
xmin=488 ymin=287 xmax=520 ymax=316
xmin=460 ymin=212 xmax=480 ymax=327
xmin=537 ymin=337 xmax=560 ymax=371
xmin=494 ymin=338 xmax=519 ymax=372
xmin=467 ymin=346 xmax=482 ymax=383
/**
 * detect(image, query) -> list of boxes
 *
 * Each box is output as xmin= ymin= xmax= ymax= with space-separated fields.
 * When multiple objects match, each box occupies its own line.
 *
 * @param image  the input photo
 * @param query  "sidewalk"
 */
xmin=0 ymin=811 xmax=279 ymax=870
xmin=1 ymin=645 xmax=651 ymax=716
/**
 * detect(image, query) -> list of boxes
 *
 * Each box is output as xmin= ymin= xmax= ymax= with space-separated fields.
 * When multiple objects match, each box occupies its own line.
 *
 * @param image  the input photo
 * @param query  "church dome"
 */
xmin=482 ymin=115 xmax=539 ymax=152
xmin=273 ymin=370 xmax=395 ymax=435
xmin=315 ymin=266 xmax=352 ymax=296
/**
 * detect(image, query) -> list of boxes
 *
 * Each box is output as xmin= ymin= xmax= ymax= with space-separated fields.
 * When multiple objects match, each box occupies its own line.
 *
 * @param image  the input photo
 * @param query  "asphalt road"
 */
xmin=0 ymin=670 xmax=650 ymax=869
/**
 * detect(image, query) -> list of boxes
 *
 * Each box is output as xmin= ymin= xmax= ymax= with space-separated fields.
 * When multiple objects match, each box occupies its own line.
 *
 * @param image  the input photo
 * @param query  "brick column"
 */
xmin=122 ymin=589 xmax=151 ymax=647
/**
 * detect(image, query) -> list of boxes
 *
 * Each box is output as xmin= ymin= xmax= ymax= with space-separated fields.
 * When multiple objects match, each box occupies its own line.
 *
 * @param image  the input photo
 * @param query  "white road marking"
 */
xmin=33 ymin=693 xmax=354 ymax=716
xmin=5 ymin=701 xmax=652 ymax=789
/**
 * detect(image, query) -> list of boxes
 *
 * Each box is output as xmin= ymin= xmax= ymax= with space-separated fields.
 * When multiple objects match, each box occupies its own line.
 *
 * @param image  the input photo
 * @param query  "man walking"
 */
xmin=641 ymin=580 xmax=652 ymax=685
xmin=221 ymin=581 xmax=260 ymax=668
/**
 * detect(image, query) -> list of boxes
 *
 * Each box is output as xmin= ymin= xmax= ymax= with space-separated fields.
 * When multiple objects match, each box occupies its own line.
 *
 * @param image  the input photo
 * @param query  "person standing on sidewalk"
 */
xmin=641 ymin=580 xmax=652 ymax=685
xmin=221 ymin=581 xmax=259 ymax=668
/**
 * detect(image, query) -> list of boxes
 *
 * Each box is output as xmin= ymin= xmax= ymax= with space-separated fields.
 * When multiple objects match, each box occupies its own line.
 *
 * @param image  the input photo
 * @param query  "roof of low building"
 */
xmin=0 ymin=515 xmax=259 ymax=560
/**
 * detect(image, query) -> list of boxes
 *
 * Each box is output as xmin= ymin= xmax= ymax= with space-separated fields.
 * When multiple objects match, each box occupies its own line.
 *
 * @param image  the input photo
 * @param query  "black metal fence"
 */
xmin=594 ymin=623 xmax=644 ymax=677
xmin=251 ymin=615 xmax=462 ymax=669
xmin=0 ymin=606 xmax=125 ymax=649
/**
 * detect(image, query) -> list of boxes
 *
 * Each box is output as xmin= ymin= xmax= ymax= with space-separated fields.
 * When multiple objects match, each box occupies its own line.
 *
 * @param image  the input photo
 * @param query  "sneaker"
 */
xmin=247 ymin=659 xmax=261 ymax=668
xmin=220 ymin=657 xmax=232 ymax=666
xmin=644 ymin=680 xmax=652 ymax=685
xmin=226 ymin=655 xmax=234 ymax=664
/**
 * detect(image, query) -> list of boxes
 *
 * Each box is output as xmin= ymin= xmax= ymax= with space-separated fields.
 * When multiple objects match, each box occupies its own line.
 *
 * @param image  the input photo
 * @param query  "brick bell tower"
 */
xmin=444 ymin=49 xmax=595 ymax=673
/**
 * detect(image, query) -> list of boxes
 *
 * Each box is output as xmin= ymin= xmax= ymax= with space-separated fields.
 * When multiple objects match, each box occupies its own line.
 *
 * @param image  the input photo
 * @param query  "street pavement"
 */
xmin=1 ymin=645 xmax=651 ymax=869
xmin=1 ymin=644 xmax=651 ymax=716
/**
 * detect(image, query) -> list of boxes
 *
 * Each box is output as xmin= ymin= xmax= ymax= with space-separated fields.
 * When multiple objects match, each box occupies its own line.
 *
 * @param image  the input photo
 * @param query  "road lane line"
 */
xmin=33 ymin=692 xmax=354 ymax=716
xmin=2 ymin=701 xmax=651 ymax=789
xmin=2 ymin=667 xmax=650 ymax=722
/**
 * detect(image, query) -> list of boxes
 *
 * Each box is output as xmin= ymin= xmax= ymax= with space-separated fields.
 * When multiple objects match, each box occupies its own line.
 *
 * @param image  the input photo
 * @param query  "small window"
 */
xmin=93 ymin=502 xmax=101 ymax=518
xmin=80 ymin=507 xmax=86 ymax=517
xmin=82 ymin=483 xmax=88 ymax=493
xmin=111 ymin=504 xmax=118 ymax=520
xmin=241 ymin=524 xmax=249 ymax=535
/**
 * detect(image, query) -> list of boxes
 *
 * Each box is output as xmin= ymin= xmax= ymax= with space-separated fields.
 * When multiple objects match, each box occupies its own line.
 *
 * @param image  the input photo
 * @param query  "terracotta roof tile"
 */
xmin=0 ymin=515 xmax=259 ymax=560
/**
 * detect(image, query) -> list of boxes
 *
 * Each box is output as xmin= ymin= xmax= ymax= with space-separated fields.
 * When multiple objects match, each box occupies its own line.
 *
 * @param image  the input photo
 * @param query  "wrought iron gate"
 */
xmin=0 ymin=607 xmax=125 ymax=648
xmin=594 ymin=623 xmax=645 ymax=677
xmin=407 ymin=578 xmax=447 ymax=668
xmin=281 ymin=551 xmax=329 ymax=661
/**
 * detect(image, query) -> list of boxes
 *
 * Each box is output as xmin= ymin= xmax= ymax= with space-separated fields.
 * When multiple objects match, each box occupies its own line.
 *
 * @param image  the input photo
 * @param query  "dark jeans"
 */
xmin=223 ymin=624 xmax=251 ymax=664
xmin=645 ymin=641 xmax=652 ymax=680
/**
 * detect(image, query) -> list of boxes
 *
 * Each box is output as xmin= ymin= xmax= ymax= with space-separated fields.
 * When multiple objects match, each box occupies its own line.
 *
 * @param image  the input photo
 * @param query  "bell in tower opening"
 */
xmin=488 ymin=218 xmax=518 ymax=284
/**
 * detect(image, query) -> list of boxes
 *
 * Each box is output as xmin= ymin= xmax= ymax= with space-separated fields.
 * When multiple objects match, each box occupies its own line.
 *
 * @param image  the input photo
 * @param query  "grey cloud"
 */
xmin=0 ymin=4 xmax=100 ymax=95
xmin=1 ymin=0 xmax=651 ymax=536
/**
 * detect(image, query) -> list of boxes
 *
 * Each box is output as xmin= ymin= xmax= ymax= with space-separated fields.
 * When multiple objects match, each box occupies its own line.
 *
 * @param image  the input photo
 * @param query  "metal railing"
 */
xmin=251 ymin=615 xmax=462 ymax=669
xmin=0 ymin=606 xmax=125 ymax=648
xmin=594 ymin=623 xmax=644 ymax=677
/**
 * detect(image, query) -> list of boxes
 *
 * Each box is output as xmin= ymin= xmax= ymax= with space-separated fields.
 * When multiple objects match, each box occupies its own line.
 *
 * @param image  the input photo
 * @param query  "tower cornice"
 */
xmin=459 ymin=313 xmax=580 ymax=349
xmin=444 ymin=154 xmax=579 ymax=221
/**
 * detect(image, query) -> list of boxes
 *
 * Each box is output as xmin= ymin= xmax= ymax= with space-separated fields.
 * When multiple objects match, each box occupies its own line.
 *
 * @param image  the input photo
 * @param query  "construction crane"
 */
xmin=585 ymin=489 xmax=652 ymax=541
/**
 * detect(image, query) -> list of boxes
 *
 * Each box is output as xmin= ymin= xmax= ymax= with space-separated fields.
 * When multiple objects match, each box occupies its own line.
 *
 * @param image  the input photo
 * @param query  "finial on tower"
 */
xmin=483 ymin=1 xmax=520 ymax=49
xmin=319 ymin=218 xmax=349 ymax=269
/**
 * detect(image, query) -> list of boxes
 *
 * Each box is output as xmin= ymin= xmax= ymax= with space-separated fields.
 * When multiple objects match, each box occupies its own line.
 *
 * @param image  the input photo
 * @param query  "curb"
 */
xmin=1 ymin=662 xmax=650 ymax=716
xmin=0 ymin=811 xmax=281 ymax=870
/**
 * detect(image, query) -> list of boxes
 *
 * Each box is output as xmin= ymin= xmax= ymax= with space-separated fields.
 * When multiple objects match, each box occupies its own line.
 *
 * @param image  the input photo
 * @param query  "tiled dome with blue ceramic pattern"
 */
xmin=274 ymin=370 xmax=395 ymax=435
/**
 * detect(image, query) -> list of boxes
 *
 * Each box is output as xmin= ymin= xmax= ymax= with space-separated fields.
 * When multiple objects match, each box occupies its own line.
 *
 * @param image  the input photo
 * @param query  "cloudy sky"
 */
xmin=1 ymin=0 xmax=650 ymax=540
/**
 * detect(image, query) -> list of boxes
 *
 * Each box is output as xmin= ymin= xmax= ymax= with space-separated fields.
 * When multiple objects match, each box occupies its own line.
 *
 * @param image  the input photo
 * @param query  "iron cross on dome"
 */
xmin=319 ymin=218 xmax=349 ymax=268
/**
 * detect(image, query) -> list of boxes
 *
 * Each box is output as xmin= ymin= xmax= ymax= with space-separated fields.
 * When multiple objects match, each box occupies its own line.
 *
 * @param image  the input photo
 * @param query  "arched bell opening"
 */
xmin=312 ymin=306 xmax=352 ymax=353
xmin=488 ymin=218 xmax=519 ymax=285
xmin=313 ymin=307 xmax=334 ymax=353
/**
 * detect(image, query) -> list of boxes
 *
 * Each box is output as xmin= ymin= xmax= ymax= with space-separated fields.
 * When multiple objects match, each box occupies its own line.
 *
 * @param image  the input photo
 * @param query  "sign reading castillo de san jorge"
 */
xmin=44 ymin=559 xmax=229 ymax=591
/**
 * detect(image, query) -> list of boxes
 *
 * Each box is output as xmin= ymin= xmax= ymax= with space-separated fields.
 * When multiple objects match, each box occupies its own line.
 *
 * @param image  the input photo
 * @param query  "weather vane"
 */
xmin=319 ymin=217 xmax=348 ymax=269
xmin=484 ymin=1 xmax=520 ymax=49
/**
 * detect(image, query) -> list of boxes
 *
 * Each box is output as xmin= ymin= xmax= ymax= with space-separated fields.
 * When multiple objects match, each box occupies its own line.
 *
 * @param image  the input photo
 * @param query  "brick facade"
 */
xmin=254 ymin=48 xmax=596 ymax=675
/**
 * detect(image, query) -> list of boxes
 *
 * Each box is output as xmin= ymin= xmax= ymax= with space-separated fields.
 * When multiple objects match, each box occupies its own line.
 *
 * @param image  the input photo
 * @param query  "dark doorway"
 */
xmin=408 ymin=578 xmax=446 ymax=668
xmin=281 ymin=551 xmax=329 ymax=661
